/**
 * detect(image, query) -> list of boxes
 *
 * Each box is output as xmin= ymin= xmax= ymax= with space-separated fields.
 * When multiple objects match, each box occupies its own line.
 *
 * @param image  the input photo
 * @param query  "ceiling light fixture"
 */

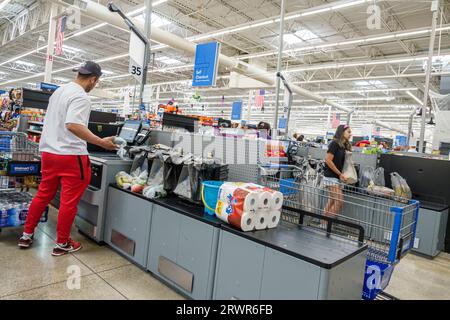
xmin=0 ymin=0 xmax=11 ymax=11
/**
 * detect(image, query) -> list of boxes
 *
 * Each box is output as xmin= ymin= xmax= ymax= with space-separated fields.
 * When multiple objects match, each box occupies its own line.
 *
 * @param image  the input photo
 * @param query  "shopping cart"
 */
xmin=0 ymin=132 xmax=48 ymax=230
xmin=259 ymin=164 xmax=419 ymax=300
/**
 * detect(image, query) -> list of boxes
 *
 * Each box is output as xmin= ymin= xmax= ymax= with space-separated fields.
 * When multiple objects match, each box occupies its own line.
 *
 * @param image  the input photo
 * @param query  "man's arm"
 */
xmin=66 ymin=123 xmax=117 ymax=150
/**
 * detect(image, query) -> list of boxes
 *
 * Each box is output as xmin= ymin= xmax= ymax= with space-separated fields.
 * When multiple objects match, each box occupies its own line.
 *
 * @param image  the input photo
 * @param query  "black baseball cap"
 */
xmin=73 ymin=61 xmax=102 ymax=78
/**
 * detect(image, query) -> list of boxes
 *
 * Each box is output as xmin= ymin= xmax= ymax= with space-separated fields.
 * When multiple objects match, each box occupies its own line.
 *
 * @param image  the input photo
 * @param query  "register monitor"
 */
xmin=118 ymin=120 xmax=141 ymax=144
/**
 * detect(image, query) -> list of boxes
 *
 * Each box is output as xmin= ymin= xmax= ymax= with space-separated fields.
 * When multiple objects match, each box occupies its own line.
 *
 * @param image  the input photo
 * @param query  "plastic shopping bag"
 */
xmin=342 ymin=151 xmax=358 ymax=184
xmin=373 ymin=167 xmax=385 ymax=187
xmin=390 ymin=172 xmax=412 ymax=199
xmin=359 ymin=166 xmax=375 ymax=188
xmin=173 ymin=164 xmax=192 ymax=199
xmin=147 ymin=156 xmax=164 ymax=186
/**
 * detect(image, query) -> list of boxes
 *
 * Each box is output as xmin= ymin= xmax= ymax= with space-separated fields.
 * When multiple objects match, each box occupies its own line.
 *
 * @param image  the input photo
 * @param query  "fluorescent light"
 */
xmin=53 ymin=76 xmax=70 ymax=82
xmin=301 ymin=7 xmax=332 ymax=17
xmin=16 ymin=60 xmax=35 ymax=67
xmin=354 ymin=80 xmax=384 ymax=86
xmin=136 ymin=13 xmax=171 ymax=27
xmin=96 ymin=53 xmax=129 ymax=63
xmin=62 ymin=45 xmax=84 ymax=53
xmin=102 ymin=70 xmax=115 ymax=75
xmin=156 ymin=56 xmax=182 ymax=65
xmin=283 ymin=34 xmax=303 ymax=44
xmin=127 ymin=0 xmax=169 ymax=16
xmin=68 ymin=23 xmax=108 ymax=38
xmin=0 ymin=0 xmax=11 ymax=11
xmin=331 ymin=0 xmax=367 ymax=10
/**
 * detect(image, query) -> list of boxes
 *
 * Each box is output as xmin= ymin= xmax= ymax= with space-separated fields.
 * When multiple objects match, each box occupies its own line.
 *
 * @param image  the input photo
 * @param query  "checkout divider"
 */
xmin=103 ymin=183 xmax=368 ymax=300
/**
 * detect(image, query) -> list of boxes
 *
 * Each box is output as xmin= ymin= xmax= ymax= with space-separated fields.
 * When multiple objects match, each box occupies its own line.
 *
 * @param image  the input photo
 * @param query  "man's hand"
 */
xmin=101 ymin=136 xmax=119 ymax=150
xmin=66 ymin=123 xmax=118 ymax=150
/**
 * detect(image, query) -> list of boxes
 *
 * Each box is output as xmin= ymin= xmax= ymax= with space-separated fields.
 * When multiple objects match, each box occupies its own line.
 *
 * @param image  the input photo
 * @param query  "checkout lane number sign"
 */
xmin=129 ymin=31 xmax=146 ymax=84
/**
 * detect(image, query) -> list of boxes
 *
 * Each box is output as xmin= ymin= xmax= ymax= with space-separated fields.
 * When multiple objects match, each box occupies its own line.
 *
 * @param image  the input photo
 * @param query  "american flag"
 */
xmin=254 ymin=89 xmax=265 ymax=108
xmin=55 ymin=16 xmax=67 ymax=56
xmin=332 ymin=113 xmax=341 ymax=128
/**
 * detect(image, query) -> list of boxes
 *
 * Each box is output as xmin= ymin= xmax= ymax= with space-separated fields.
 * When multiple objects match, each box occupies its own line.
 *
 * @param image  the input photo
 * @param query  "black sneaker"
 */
xmin=51 ymin=239 xmax=82 ymax=256
xmin=18 ymin=235 xmax=34 ymax=248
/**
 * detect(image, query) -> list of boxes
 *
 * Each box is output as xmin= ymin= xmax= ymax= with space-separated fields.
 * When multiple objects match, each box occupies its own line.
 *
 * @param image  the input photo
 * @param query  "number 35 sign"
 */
xmin=129 ymin=30 xmax=146 ymax=84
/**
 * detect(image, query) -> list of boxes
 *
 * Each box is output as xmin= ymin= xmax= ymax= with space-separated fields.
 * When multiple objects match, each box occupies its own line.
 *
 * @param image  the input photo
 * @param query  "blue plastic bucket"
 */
xmin=201 ymin=180 xmax=224 ymax=215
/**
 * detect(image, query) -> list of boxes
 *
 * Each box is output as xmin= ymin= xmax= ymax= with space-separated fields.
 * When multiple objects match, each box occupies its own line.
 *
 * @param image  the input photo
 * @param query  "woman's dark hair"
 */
xmin=333 ymin=124 xmax=352 ymax=151
xmin=297 ymin=134 xmax=304 ymax=142
xmin=257 ymin=121 xmax=270 ymax=130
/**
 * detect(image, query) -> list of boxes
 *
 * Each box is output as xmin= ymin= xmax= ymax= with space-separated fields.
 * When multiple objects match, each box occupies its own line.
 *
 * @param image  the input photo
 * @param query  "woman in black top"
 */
xmin=323 ymin=124 xmax=352 ymax=217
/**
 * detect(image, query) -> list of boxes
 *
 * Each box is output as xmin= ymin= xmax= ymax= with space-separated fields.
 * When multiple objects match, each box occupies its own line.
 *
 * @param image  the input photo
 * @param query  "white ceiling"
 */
xmin=1 ymin=0 xmax=449 ymax=136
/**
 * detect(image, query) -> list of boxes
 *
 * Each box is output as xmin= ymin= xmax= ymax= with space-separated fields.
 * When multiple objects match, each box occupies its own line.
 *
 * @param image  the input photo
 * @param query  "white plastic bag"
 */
xmin=373 ymin=167 xmax=385 ymax=187
xmin=342 ymin=151 xmax=358 ymax=184
xmin=390 ymin=172 xmax=412 ymax=199
xmin=359 ymin=166 xmax=375 ymax=188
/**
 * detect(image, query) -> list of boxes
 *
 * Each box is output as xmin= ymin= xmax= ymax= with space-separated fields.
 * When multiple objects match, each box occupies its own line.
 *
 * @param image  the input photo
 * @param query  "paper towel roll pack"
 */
xmin=215 ymin=182 xmax=283 ymax=231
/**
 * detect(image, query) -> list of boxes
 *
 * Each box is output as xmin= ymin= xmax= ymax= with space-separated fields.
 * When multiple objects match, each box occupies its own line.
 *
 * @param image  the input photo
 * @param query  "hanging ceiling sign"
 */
xmin=192 ymin=42 xmax=221 ymax=87
xmin=129 ymin=30 xmax=146 ymax=84
xmin=231 ymin=101 xmax=243 ymax=120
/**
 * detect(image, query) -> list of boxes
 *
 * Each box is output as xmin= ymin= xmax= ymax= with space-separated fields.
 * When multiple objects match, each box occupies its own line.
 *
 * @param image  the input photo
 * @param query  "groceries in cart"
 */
xmin=390 ymin=172 xmax=412 ymax=199
xmin=0 ymin=191 xmax=34 ymax=227
xmin=214 ymin=182 xmax=283 ymax=232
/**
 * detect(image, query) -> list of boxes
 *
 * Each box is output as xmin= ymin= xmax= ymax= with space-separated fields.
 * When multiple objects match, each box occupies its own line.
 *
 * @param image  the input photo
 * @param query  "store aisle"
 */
xmin=0 ymin=207 xmax=184 ymax=300
xmin=385 ymin=251 xmax=450 ymax=300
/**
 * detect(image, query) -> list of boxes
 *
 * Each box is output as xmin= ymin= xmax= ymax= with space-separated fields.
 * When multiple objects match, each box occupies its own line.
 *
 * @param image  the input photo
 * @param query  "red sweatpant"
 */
xmin=24 ymin=152 xmax=91 ymax=244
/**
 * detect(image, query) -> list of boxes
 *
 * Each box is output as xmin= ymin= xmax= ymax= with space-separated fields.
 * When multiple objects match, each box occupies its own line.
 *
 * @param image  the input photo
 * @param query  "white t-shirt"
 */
xmin=39 ymin=82 xmax=91 ymax=155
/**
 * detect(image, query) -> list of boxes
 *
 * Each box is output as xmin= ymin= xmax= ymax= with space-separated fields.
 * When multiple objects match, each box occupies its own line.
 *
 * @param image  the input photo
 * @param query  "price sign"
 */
xmin=129 ymin=30 xmax=146 ymax=84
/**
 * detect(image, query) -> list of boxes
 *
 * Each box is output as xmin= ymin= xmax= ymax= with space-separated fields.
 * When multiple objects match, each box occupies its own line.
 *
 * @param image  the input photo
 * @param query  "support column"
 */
xmin=419 ymin=0 xmax=439 ymax=153
xmin=272 ymin=0 xmax=286 ymax=138
xmin=139 ymin=0 xmax=152 ymax=107
xmin=44 ymin=3 xmax=58 ymax=83
xmin=247 ymin=90 xmax=252 ymax=122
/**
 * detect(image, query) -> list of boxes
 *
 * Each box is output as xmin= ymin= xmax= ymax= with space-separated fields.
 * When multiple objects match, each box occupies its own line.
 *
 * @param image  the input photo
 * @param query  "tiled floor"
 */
xmin=1 ymin=207 xmax=449 ymax=300
xmin=0 ymin=207 xmax=184 ymax=300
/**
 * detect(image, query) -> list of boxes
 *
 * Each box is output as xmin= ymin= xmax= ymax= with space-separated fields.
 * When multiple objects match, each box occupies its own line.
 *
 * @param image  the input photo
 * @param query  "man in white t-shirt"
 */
xmin=18 ymin=61 xmax=118 ymax=256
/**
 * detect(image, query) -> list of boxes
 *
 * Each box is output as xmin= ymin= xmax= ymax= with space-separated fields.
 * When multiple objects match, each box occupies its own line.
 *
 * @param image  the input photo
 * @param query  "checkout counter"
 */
xmin=104 ymin=185 xmax=368 ymax=300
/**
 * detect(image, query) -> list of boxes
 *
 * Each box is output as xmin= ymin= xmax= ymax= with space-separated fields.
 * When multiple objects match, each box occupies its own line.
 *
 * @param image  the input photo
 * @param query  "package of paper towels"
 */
xmin=215 ymin=182 xmax=283 ymax=231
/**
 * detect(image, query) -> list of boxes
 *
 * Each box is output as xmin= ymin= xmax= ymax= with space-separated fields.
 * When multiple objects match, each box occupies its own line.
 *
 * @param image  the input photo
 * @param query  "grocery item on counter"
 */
xmin=367 ymin=181 xmax=395 ymax=198
xmin=143 ymin=184 xmax=167 ymax=199
xmin=267 ymin=209 xmax=281 ymax=229
xmin=254 ymin=210 xmax=269 ymax=230
xmin=215 ymin=182 xmax=283 ymax=231
xmin=115 ymin=171 xmax=133 ymax=189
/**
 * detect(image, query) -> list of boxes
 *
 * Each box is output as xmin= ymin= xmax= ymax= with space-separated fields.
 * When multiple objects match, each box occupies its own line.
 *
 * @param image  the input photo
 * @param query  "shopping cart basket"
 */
xmin=0 ymin=132 xmax=48 ymax=229
xmin=259 ymin=164 xmax=419 ymax=300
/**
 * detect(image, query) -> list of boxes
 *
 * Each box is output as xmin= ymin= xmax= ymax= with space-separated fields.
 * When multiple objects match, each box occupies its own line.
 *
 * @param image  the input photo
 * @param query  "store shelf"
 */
xmin=28 ymin=121 xmax=44 ymax=125
xmin=27 ymin=129 xmax=42 ymax=135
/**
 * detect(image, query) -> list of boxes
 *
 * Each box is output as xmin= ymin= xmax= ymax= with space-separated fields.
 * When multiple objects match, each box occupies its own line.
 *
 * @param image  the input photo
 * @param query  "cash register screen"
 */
xmin=119 ymin=120 xmax=141 ymax=143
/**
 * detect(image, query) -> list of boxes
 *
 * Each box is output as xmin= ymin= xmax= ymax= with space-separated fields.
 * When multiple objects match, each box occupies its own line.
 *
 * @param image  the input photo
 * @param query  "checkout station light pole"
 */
xmin=108 ymin=1 xmax=150 ymax=117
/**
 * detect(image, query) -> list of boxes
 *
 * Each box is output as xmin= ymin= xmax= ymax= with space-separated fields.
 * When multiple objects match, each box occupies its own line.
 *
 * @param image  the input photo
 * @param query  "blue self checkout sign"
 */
xmin=231 ymin=101 xmax=242 ymax=120
xmin=192 ymin=42 xmax=221 ymax=87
